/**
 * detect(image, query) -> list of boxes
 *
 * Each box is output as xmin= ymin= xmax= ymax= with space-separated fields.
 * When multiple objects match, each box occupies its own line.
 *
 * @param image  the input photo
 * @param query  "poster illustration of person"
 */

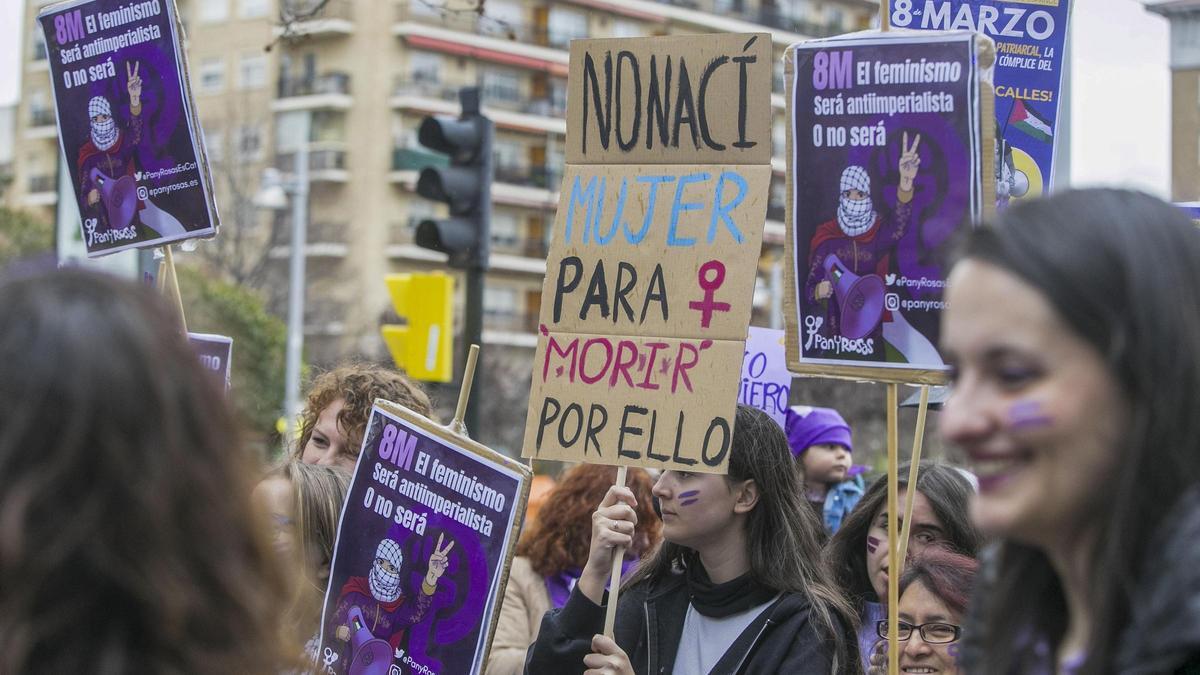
xmin=39 ymin=0 xmax=219 ymax=257
xmin=789 ymin=32 xmax=987 ymax=373
xmin=318 ymin=402 xmax=530 ymax=675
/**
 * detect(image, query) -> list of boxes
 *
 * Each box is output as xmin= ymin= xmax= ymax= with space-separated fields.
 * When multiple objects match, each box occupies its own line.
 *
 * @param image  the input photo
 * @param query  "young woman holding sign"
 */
xmin=525 ymin=405 xmax=860 ymax=674
xmin=939 ymin=189 xmax=1200 ymax=673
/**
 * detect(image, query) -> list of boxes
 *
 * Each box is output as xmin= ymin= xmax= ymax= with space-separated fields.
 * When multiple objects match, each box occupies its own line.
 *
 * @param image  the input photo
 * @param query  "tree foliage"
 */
xmin=0 ymin=206 xmax=55 ymax=267
xmin=177 ymin=265 xmax=288 ymax=449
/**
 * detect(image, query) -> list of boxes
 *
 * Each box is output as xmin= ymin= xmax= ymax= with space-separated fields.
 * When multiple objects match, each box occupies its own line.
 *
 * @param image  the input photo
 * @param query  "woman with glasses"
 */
xmin=869 ymin=548 xmax=977 ymax=674
xmin=940 ymin=189 xmax=1200 ymax=673
xmin=823 ymin=461 xmax=982 ymax=670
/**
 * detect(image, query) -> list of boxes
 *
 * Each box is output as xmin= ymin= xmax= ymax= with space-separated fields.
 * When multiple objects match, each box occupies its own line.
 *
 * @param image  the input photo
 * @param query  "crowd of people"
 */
xmin=0 ymin=186 xmax=1197 ymax=674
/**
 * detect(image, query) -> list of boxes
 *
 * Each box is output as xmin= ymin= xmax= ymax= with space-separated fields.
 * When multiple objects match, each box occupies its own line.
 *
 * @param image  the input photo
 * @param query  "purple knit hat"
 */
xmin=784 ymin=406 xmax=853 ymax=457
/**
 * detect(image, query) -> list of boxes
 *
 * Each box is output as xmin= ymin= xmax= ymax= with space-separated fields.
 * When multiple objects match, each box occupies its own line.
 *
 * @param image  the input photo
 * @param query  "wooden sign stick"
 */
xmin=161 ymin=246 xmax=187 ymax=335
xmin=897 ymin=386 xmax=931 ymax=570
xmin=452 ymin=344 xmax=481 ymax=433
xmin=881 ymin=0 xmax=891 ymax=31
xmin=886 ymin=383 xmax=899 ymax=675
xmin=603 ymin=464 xmax=629 ymax=639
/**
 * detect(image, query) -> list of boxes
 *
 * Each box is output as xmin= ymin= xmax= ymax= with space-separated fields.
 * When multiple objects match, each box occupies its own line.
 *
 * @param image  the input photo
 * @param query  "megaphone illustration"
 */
xmin=89 ymin=167 xmax=139 ymax=230
xmin=347 ymin=606 xmax=393 ymax=675
xmin=823 ymin=253 xmax=886 ymax=340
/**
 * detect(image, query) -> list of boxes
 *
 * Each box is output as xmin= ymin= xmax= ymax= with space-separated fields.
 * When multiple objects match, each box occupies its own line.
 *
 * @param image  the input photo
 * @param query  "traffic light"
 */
xmin=415 ymin=87 xmax=493 ymax=270
xmin=381 ymin=272 xmax=454 ymax=383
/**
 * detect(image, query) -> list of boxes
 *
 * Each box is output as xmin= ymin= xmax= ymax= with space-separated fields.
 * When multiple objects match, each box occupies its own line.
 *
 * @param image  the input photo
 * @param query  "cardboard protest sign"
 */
xmin=785 ymin=31 xmax=993 ymax=384
xmin=187 ymin=332 xmax=231 ymax=391
xmin=318 ymin=401 xmax=531 ymax=675
xmin=739 ymin=327 xmax=791 ymax=427
xmin=888 ymin=0 xmax=1070 ymax=210
xmin=566 ymin=33 xmax=773 ymax=166
xmin=38 ymin=0 xmax=219 ymax=257
xmin=542 ymin=163 xmax=771 ymax=341
xmin=524 ymin=32 xmax=772 ymax=474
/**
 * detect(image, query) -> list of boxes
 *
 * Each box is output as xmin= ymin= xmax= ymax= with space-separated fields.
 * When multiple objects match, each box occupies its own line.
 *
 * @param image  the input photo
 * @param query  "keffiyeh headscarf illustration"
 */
xmin=837 ymin=165 xmax=877 ymax=237
xmin=88 ymin=96 xmax=118 ymax=151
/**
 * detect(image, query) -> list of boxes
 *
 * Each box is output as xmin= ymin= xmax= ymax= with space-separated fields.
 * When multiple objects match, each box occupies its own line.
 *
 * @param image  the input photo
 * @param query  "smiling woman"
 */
xmin=940 ymin=189 xmax=1200 ymax=674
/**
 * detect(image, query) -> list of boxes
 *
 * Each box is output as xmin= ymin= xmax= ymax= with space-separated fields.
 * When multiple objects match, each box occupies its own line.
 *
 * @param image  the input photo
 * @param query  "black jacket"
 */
xmin=523 ymin=568 xmax=847 ymax=675
xmin=1115 ymin=488 xmax=1200 ymax=674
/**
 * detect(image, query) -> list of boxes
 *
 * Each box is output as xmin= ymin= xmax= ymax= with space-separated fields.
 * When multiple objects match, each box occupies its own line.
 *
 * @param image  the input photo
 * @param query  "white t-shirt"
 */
xmin=671 ymin=595 xmax=780 ymax=674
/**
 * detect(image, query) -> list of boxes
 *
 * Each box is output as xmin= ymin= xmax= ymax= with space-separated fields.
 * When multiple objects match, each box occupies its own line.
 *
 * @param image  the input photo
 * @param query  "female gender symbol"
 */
xmin=689 ymin=260 xmax=731 ymax=328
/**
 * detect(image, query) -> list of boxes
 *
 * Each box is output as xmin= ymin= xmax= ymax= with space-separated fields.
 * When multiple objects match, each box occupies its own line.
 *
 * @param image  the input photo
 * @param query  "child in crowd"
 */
xmin=255 ymin=461 xmax=351 ymax=662
xmin=824 ymin=461 xmax=982 ymax=671
xmin=0 ymin=268 xmax=289 ymax=673
xmin=526 ymin=405 xmax=861 ymax=674
xmin=487 ymin=465 xmax=660 ymax=675
xmin=785 ymin=405 xmax=864 ymax=534
xmin=294 ymin=363 xmax=431 ymax=471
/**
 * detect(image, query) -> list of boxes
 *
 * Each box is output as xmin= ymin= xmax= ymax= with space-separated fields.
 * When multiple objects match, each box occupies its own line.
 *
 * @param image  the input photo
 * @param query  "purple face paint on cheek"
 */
xmin=679 ymin=490 xmax=700 ymax=507
xmin=866 ymin=535 xmax=881 ymax=554
xmin=1008 ymin=399 xmax=1054 ymax=431
xmin=947 ymin=643 xmax=961 ymax=664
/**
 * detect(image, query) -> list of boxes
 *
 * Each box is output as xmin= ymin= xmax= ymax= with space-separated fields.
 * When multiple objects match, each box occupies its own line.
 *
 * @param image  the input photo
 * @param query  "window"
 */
xmin=238 ymin=53 xmax=267 ymax=89
xmin=239 ymin=0 xmax=268 ymax=18
xmin=32 ymin=31 xmax=47 ymax=60
xmin=548 ymin=7 xmax=588 ymax=48
xmin=198 ymin=0 xmax=229 ymax=23
xmin=612 ymin=19 xmax=641 ymax=38
xmin=484 ymin=286 xmax=519 ymax=315
xmin=483 ymin=0 xmax=524 ymax=36
xmin=481 ymin=67 xmax=521 ymax=104
xmin=491 ymin=211 xmax=520 ymax=248
xmin=410 ymin=51 xmax=442 ymax=85
xmin=199 ymin=57 xmax=225 ymax=93
xmin=276 ymin=111 xmax=309 ymax=152
xmin=238 ymin=124 xmax=263 ymax=161
xmin=204 ymin=128 xmax=224 ymax=163
xmin=493 ymin=139 xmax=523 ymax=173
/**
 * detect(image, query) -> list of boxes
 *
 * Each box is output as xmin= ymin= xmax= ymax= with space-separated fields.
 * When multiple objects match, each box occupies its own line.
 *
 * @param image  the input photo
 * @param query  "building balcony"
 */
xmin=766 ymin=201 xmax=785 ymax=222
xmin=272 ymin=72 xmax=353 ymax=111
xmin=24 ymin=174 xmax=58 ymax=206
xmin=275 ymin=149 xmax=349 ymax=182
xmin=25 ymin=109 xmax=57 ymax=139
xmin=484 ymin=310 xmax=539 ymax=335
xmin=391 ymin=81 xmax=567 ymax=136
xmin=274 ymin=0 xmax=354 ymax=37
xmin=393 ymin=4 xmax=568 ymax=76
xmin=495 ymin=163 xmax=562 ymax=191
xmin=756 ymin=7 xmax=848 ymax=37
xmin=270 ymin=221 xmax=350 ymax=258
xmin=395 ymin=1 xmax=576 ymax=48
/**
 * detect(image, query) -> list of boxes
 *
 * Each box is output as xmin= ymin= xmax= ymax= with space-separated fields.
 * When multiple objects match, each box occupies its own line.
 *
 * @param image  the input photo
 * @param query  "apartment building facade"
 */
xmin=1149 ymin=0 xmax=1200 ymax=201
xmin=13 ymin=0 xmax=876 ymax=369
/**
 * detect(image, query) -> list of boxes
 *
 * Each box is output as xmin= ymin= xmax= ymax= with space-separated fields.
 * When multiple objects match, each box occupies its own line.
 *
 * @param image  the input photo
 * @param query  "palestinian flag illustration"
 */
xmin=1008 ymin=99 xmax=1053 ymax=142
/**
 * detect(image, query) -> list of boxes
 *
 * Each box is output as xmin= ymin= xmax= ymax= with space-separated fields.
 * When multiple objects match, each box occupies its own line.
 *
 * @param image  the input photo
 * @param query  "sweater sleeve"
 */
xmin=523 ymin=586 xmax=607 ymax=675
xmin=487 ymin=569 xmax=536 ymax=675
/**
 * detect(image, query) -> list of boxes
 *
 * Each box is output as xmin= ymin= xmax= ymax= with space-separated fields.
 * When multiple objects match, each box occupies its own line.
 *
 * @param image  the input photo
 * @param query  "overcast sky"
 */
xmin=0 ymin=0 xmax=1174 ymax=195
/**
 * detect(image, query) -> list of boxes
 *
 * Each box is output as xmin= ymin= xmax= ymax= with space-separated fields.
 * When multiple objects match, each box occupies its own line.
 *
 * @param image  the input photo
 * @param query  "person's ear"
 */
xmin=732 ymin=479 xmax=760 ymax=514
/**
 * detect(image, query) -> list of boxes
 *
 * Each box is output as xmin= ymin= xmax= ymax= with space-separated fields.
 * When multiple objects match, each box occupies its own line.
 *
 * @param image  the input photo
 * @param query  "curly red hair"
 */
xmin=517 ymin=465 xmax=661 ymax=578
xmin=293 ymin=362 xmax=431 ymax=458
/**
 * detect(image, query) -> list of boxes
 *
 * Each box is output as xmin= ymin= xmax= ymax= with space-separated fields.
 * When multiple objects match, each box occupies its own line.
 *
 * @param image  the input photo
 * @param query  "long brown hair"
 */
xmin=517 ymin=464 xmax=659 ymax=578
xmin=263 ymin=461 xmax=351 ymax=641
xmin=954 ymin=189 xmax=1200 ymax=674
xmin=0 ymin=268 xmax=291 ymax=673
xmin=626 ymin=405 xmax=861 ymax=672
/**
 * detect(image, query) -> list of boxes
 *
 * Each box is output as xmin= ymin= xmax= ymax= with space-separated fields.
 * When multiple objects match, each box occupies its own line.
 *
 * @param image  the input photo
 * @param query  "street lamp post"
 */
xmin=256 ymin=113 xmax=311 ymax=445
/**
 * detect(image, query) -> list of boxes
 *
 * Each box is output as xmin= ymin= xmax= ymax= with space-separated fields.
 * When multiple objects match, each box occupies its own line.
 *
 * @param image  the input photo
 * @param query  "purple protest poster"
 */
xmin=889 ymin=0 xmax=1071 ymax=210
xmin=739 ymin=327 xmax=791 ymax=427
xmin=38 ymin=0 xmax=218 ymax=257
xmin=789 ymin=33 xmax=984 ymax=375
xmin=318 ymin=402 xmax=531 ymax=675
xmin=187 ymin=332 xmax=231 ymax=391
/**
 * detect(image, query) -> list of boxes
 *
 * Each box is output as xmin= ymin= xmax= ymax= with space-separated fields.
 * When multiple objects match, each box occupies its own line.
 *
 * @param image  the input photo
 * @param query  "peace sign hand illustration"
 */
xmin=898 ymin=131 xmax=921 ymax=192
xmin=424 ymin=533 xmax=455 ymax=587
xmin=126 ymin=62 xmax=142 ymax=107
